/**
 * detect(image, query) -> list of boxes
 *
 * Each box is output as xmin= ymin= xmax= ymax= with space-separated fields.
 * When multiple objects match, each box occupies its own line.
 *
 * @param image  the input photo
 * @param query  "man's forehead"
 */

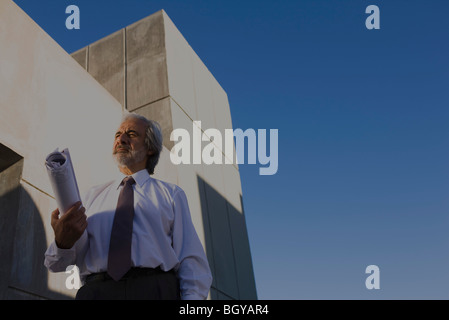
xmin=117 ymin=118 xmax=147 ymax=132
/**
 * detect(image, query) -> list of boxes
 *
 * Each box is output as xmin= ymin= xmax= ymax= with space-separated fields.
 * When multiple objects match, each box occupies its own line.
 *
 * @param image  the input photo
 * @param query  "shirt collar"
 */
xmin=115 ymin=168 xmax=151 ymax=189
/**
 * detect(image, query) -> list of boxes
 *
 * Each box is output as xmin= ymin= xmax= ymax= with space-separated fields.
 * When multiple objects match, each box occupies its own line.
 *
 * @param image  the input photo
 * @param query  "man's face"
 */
xmin=113 ymin=117 xmax=151 ymax=170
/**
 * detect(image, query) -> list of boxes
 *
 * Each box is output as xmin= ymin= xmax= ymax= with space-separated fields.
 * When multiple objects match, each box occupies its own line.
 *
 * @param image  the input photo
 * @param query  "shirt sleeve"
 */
xmin=44 ymin=230 xmax=88 ymax=272
xmin=171 ymin=188 xmax=213 ymax=300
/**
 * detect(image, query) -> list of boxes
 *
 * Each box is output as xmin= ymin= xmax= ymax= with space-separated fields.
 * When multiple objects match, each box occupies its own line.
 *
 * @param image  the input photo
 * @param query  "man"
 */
xmin=44 ymin=113 xmax=212 ymax=300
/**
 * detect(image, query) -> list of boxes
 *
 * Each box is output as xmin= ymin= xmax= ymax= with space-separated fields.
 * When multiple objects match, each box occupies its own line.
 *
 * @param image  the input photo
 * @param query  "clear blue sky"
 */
xmin=12 ymin=0 xmax=449 ymax=299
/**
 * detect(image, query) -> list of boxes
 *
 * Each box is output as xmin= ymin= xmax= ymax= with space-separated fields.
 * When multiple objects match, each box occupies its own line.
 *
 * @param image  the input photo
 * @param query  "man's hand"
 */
xmin=51 ymin=201 xmax=87 ymax=249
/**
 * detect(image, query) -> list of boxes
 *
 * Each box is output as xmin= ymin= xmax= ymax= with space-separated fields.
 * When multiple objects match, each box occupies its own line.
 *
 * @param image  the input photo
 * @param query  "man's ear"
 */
xmin=147 ymin=149 xmax=155 ymax=156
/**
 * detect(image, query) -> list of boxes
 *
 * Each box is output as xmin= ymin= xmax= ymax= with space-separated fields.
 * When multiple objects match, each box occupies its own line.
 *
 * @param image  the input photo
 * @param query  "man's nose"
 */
xmin=116 ymin=133 xmax=129 ymax=144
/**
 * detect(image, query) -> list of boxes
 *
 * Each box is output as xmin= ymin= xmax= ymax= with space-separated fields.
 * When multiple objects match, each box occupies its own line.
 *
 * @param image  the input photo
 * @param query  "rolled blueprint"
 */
xmin=45 ymin=148 xmax=81 ymax=215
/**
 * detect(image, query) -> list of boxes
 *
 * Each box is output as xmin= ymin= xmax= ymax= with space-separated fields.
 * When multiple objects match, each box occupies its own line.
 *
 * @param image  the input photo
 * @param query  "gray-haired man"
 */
xmin=44 ymin=113 xmax=212 ymax=300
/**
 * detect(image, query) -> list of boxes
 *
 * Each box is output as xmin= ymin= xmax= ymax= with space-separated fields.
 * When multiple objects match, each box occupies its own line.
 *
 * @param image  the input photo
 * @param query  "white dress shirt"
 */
xmin=44 ymin=169 xmax=212 ymax=300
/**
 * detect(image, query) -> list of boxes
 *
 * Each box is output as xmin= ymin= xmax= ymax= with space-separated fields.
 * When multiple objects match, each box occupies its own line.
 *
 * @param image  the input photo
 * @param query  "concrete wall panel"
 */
xmin=126 ymin=11 xmax=168 ymax=111
xmin=191 ymin=53 xmax=217 ymax=135
xmin=88 ymin=30 xmax=125 ymax=106
xmin=212 ymin=80 xmax=233 ymax=137
xmin=199 ymin=176 xmax=240 ymax=299
xmin=227 ymin=203 xmax=257 ymax=299
xmin=163 ymin=12 xmax=198 ymax=120
xmin=0 ymin=156 xmax=23 ymax=299
xmin=71 ymin=47 xmax=87 ymax=70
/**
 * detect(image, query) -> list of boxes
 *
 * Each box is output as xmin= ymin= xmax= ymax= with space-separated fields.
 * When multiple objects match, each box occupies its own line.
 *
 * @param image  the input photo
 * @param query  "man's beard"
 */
xmin=113 ymin=145 xmax=147 ymax=168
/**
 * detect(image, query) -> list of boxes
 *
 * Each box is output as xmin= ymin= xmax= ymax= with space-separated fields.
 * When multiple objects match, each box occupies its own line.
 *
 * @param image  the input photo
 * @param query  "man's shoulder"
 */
xmin=150 ymin=176 xmax=184 ymax=197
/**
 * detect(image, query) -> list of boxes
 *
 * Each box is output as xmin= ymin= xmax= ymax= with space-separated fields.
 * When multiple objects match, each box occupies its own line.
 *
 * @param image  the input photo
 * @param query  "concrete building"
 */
xmin=0 ymin=0 xmax=256 ymax=299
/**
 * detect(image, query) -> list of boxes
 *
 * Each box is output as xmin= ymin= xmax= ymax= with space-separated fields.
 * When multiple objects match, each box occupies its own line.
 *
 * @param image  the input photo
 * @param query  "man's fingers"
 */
xmin=60 ymin=201 xmax=82 ymax=220
xmin=74 ymin=206 xmax=87 ymax=224
xmin=79 ymin=219 xmax=88 ymax=232
xmin=50 ymin=208 xmax=60 ymax=226
xmin=67 ymin=201 xmax=82 ymax=214
xmin=51 ymin=208 xmax=60 ymax=219
xmin=66 ymin=203 xmax=87 ymax=233
xmin=51 ymin=202 xmax=87 ymax=249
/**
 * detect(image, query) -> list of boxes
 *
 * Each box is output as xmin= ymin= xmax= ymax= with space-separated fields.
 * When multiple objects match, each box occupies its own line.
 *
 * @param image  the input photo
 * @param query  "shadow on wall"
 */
xmin=0 ymin=144 xmax=70 ymax=299
xmin=198 ymin=175 xmax=257 ymax=300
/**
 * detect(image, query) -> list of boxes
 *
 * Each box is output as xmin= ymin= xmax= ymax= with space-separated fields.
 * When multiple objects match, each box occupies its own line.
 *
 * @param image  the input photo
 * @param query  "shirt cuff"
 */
xmin=54 ymin=241 xmax=76 ymax=256
xmin=44 ymin=241 xmax=76 ymax=272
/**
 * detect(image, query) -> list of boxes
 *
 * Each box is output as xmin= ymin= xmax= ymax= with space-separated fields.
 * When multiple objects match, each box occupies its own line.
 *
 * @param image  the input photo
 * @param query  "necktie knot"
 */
xmin=122 ymin=176 xmax=135 ymax=186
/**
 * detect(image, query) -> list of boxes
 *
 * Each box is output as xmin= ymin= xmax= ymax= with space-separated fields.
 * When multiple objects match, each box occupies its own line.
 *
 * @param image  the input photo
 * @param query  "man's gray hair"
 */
xmin=122 ymin=112 xmax=163 ymax=175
